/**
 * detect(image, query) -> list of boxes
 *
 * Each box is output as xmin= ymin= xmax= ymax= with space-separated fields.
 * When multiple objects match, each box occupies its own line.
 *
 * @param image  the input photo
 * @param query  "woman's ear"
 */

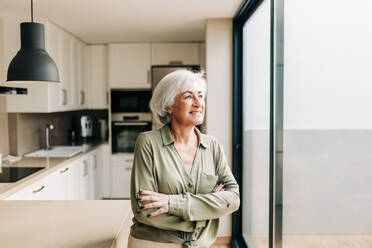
xmin=166 ymin=106 xmax=173 ymax=115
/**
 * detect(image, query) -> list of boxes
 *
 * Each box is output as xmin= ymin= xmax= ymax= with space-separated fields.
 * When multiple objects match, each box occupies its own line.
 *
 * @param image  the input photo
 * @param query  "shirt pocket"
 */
xmin=198 ymin=172 xmax=218 ymax=194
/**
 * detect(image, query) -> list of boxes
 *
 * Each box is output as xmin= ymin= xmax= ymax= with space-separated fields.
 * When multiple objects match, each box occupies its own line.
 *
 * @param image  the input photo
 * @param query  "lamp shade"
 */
xmin=7 ymin=22 xmax=59 ymax=82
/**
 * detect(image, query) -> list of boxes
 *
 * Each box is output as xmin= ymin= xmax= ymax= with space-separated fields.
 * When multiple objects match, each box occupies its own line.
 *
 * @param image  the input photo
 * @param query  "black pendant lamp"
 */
xmin=7 ymin=0 xmax=59 ymax=82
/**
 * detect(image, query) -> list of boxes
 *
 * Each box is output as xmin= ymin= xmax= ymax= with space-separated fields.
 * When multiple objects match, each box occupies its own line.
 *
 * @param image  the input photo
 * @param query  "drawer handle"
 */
xmin=33 ymin=185 xmax=45 ymax=194
xmin=125 ymin=167 xmax=132 ymax=171
xmin=60 ymin=168 xmax=69 ymax=173
xmin=125 ymin=159 xmax=133 ymax=163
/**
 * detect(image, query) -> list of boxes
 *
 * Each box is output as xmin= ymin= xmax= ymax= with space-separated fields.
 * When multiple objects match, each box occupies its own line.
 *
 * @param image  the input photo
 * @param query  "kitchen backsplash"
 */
xmin=8 ymin=110 xmax=108 ymax=156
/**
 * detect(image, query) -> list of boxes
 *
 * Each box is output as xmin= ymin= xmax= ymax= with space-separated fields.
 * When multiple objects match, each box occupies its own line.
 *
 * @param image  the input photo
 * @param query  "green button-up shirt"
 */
xmin=130 ymin=124 xmax=240 ymax=248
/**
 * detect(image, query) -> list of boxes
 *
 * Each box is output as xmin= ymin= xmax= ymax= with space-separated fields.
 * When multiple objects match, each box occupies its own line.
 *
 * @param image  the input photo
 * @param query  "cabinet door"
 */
xmin=151 ymin=43 xmax=201 ymax=65
xmin=6 ymin=173 xmax=61 ymax=200
xmin=111 ymin=154 xmax=133 ymax=198
xmin=60 ymin=32 xmax=73 ymax=110
xmin=78 ymin=41 xmax=86 ymax=109
xmin=87 ymin=45 xmax=108 ymax=109
xmin=71 ymin=38 xmax=80 ymax=108
xmin=45 ymin=21 xmax=63 ymax=112
xmin=79 ymin=157 xmax=91 ymax=200
xmin=108 ymin=43 xmax=151 ymax=89
xmin=66 ymin=160 xmax=81 ymax=200
xmin=90 ymin=151 xmax=100 ymax=199
xmin=101 ymin=144 xmax=111 ymax=198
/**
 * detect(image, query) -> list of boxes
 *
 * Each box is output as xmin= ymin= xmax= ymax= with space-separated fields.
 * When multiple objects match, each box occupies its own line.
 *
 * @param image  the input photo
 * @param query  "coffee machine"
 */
xmin=80 ymin=115 xmax=93 ymax=139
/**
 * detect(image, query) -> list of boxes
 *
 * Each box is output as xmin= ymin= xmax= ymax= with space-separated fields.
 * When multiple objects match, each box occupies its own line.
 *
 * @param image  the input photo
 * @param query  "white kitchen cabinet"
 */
xmin=86 ymin=45 xmax=108 ymax=109
xmin=71 ymin=38 xmax=86 ymax=109
xmin=100 ymin=144 xmax=111 ymax=198
xmin=151 ymin=43 xmax=201 ymax=65
xmin=5 ymin=145 xmax=105 ymax=200
xmin=108 ymin=43 xmax=152 ymax=89
xmin=3 ymin=18 xmax=89 ymax=112
xmin=91 ymin=151 xmax=100 ymax=199
xmin=111 ymin=153 xmax=133 ymax=198
xmin=5 ymin=165 xmax=68 ymax=200
xmin=79 ymin=156 xmax=91 ymax=200
xmin=4 ymin=19 xmax=63 ymax=113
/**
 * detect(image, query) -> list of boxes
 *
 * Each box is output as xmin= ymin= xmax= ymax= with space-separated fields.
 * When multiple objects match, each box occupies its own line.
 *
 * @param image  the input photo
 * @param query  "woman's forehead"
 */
xmin=178 ymin=80 xmax=205 ymax=93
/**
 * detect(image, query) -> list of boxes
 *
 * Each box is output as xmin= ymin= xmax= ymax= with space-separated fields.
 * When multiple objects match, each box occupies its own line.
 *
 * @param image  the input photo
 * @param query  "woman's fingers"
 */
xmin=141 ymin=201 xmax=163 ymax=210
xmin=137 ymin=195 xmax=159 ymax=202
xmin=139 ymin=189 xmax=159 ymax=196
xmin=212 ymin=182 xmax=225 ymax=193
xmin=147 ymin=207 xmax=167 ymax=218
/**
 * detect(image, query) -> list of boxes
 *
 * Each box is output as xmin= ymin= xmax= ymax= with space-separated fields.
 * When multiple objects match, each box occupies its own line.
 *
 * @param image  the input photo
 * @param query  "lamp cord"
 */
xmin=31 ymin=0 xmax=33 ymax=22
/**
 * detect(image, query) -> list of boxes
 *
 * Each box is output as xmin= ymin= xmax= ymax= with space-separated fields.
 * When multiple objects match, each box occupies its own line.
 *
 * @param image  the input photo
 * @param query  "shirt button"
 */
xmin=194 ymin=232 xmax=198 ymax=237
xmin=188 ymin=182 xmax=194 ymax=188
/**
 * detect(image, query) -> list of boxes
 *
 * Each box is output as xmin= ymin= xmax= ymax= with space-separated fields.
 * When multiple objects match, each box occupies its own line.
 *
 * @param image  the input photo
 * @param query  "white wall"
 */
xmin=0 ymin=17 xmax=9 ymax=156
xmin=205 ymin=19 xmax=233 ymax=237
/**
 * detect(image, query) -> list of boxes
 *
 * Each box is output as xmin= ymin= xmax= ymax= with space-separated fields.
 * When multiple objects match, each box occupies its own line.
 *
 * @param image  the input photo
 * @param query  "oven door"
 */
xmin=112 ymin=121 xmax=152 ymax=153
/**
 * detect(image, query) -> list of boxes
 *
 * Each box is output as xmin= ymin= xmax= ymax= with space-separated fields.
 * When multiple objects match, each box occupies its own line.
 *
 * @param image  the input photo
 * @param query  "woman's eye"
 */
xmin=198 ymin=95 xmax=204 ymax=99
xmin=185 ymin=95 xmax=192 ymax=99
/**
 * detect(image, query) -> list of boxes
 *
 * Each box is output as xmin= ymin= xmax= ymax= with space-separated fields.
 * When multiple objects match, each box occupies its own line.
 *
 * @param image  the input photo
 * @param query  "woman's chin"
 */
xmin=192 ymin=118 xmax=204 ymax=126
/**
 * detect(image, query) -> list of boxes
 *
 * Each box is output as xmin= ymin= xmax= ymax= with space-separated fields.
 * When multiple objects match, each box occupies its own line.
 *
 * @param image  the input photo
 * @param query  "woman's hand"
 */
xmin=212 ymin=182 xmax=225 ymax=193
xmin=137 ymin=190 xmax=170 ymax=218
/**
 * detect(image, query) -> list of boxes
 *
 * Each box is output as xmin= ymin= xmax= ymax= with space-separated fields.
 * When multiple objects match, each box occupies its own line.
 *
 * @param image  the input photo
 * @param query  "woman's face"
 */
xmin=168 ymin=80 xmax=206 ymax=127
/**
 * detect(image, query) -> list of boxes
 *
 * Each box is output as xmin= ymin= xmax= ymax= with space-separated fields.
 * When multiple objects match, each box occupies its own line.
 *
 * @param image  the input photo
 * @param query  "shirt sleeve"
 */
xmin=168 ymin=138 xmax=240 ymax=221
xmin=130 ymin=133 xmax=196 ymax=232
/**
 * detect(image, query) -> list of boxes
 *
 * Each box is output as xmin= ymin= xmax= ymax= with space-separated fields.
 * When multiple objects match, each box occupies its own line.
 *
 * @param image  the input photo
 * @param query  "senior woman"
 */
xmin=129 ymin=69 xmax=240 ymax=248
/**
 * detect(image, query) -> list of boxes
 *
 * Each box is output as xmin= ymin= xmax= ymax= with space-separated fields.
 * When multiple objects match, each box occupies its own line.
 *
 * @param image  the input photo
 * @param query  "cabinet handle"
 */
xmin=82 ymin=91 xmax=85 ymax=105
xmin=125 ymin=159 xmax=133 ymax=163
xmin=33 ymin=185 xmax=45 ymax=194
xmin=80 ymin=91 xmax=85 ymax=105
xmin=83 ymin=161 xmax=88 ymax=176
xmin=106 ymin=91 xmax=109 ymax=106
xmin=93 ymin=154 xmax=97 ymax=169
xmin=169 ymin=61 xmax=183 ymax=65
xmin=62 ymin=89 xmax=67 ymax=105
xmin=125 ymin=167 xmax=132 ymax=171
xmin=60 ymin=168 xmax=69 ymax=174
xmin=147 ymin=70 xmax=151 ymax=84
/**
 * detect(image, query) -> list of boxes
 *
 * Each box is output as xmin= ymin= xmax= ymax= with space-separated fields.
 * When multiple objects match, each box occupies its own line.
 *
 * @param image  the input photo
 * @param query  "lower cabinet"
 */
xmin=111 ymin=154 xmax=133 ymax=198
xmin=5 ymin=145 xmax=107 ymax=200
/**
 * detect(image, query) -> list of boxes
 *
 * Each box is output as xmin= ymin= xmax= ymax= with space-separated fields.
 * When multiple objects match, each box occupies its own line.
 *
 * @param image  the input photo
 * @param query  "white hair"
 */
xmin=150 ymin=69 xmax=206 ymax=127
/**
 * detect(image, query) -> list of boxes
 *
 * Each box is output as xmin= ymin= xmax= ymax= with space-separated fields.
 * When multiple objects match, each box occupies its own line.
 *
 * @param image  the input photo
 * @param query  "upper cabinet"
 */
xmin=151 ymin=43 xmax=201 ymax=65
xmin=86 ymin=45 xmax=108 ymax=109
xmin=108 ymin=43 xmax=152 ymax=89
xmin=107 ymin=42 xmax=203 ymax=89
xmin=3 ymin=18 xmax=107 ymax=113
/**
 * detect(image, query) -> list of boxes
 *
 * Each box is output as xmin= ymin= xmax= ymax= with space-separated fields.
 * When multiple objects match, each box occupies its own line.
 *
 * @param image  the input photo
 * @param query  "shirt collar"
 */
xmin=160 ymin=124 xmax=208 ymax=149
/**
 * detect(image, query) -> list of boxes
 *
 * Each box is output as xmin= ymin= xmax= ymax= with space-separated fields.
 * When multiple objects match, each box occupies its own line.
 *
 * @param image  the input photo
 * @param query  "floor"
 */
xmin=246 ymin=235 xmax=372 ymax=248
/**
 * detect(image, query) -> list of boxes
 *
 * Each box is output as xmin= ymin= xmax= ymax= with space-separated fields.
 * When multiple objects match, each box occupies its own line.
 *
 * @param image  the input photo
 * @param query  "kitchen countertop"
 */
xmin=0 ymin=200 xmax=133 ymax=248
xmin=0 ymin=140 xmax=108 ymax=200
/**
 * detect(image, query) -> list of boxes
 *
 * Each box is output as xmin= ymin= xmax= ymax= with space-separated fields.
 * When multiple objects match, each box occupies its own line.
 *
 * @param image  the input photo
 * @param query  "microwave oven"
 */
xmin=111 ymin=90 xmax=152 ymax=113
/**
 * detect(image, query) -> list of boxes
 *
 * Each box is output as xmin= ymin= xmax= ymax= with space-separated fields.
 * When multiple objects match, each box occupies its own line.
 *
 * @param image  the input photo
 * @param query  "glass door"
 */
xmin=241 ymin=0 xmax=271 ymax=247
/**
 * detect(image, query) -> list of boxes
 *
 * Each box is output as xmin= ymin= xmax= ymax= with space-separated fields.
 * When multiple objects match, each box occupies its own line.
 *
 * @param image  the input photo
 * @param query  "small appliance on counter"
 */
xmin=80 ymin=115 xmax=93 ymax=140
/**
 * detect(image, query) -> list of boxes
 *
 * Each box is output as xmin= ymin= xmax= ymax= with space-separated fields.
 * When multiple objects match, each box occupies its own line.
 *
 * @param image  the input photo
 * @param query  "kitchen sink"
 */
xmin=24 ymin=146 xmax=89 ymax=158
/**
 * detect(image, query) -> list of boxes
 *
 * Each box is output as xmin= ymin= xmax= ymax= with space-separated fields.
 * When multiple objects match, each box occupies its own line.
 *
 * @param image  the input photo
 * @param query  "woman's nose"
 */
xmin=193 ymin=95 xmax=202 ymax=106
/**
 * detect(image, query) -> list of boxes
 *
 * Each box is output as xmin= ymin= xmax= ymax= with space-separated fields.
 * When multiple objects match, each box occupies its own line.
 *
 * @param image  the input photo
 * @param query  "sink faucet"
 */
xmin=45 ymin=124 xmax=54 ymax=150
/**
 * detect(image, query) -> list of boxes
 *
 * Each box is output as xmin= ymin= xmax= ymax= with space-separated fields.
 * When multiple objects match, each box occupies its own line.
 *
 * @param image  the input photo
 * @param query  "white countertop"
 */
xmin=0 ymin=200 xmax=133 ymax=248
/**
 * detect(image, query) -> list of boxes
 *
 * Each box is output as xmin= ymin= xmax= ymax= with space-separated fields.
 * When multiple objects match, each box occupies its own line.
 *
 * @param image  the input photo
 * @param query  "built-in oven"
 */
xmin=111 ymin=90 xmax=152 ymax=113
xmin=111 ymin=113 xmax=152 ymax=153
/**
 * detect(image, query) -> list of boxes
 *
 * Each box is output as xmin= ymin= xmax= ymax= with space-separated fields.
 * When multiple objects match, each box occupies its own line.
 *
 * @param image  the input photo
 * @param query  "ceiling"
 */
xmin=0 ymin=0 xmax=243 ymax=44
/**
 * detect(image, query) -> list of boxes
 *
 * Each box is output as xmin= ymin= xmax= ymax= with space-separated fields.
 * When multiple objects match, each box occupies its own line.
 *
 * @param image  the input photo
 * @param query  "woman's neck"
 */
xmin=170 ymin=122 xmax=197 ymax=145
